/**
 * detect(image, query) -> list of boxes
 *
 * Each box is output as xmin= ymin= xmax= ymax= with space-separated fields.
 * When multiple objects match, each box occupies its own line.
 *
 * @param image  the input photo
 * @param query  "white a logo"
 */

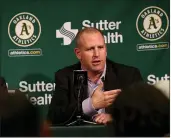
xmin=56 ymin=22 xmax=78 ymax=45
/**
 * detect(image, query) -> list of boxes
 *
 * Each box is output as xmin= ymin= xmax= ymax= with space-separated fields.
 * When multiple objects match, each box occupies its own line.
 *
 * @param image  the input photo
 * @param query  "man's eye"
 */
xmin=99 ymin=47 xmax=103 ymax=49
xmin=88 ymin=48 xmax=93 ymax=51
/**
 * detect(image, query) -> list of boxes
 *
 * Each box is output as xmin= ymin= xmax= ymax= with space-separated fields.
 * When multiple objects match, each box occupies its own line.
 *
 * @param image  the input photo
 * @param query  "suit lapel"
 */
xmin=104 ymin=60 xmax=121 ymax=113
xmin=104 ymin=61 xmax=121 ymax=91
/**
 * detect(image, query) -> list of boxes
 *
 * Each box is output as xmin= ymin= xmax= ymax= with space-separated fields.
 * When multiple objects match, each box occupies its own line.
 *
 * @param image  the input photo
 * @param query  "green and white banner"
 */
xmin=0 ymin=0 xmax=169 ymax=119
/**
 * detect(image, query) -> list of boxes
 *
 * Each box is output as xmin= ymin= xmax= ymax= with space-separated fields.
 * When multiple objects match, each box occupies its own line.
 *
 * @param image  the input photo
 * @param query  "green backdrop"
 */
xmin=0 ymin=0 xmax=169 ymax=120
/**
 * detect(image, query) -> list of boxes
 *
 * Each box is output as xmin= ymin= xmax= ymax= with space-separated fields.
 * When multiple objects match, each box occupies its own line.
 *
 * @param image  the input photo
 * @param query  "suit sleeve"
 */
xmin=47 ymin=71 xmax=77 ymax=125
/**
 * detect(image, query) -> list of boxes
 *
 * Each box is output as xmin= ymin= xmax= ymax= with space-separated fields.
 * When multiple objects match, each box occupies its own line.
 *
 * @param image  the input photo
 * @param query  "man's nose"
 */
xmin=93 ymin=49 xmax=99 ymax=57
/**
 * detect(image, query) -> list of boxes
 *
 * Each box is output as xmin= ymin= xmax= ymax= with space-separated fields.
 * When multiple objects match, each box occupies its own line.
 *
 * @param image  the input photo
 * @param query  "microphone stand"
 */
xmin=66 ymin=77 xmax=96 ymax=126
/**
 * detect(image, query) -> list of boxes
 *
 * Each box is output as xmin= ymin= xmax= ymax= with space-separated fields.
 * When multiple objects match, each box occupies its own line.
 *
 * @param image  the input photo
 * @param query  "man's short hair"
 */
xmin=112 ymin=82 xmax=170 ymax=136
xmin=0 ymin=90 xmax=40 ymax=136
xmin=75 ymin=27 xmax=104 ymax=48
xmin=0 ymin=77 xmax=6 ymax=87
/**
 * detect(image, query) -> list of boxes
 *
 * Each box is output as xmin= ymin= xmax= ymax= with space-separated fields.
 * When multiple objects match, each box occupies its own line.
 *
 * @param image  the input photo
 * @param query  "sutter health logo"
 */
xmin=56 ymin=20 xmax=123 ymax=45
xmin=56 ymin=22 xmax=78 ymax=45
xmin=136 ymin=6 xmax=169 ymax=41
xmin=8 ymin=12 xmax=41 ymax=47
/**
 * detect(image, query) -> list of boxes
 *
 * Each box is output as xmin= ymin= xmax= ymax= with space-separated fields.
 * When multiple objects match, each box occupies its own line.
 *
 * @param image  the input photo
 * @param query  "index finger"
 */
xmin=105 ymin=89 xmax=121 ymax=95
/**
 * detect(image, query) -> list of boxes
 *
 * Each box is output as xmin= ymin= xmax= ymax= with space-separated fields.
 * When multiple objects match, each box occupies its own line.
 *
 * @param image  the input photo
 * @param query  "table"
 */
xmin=50 ymin=124 xmax=115 ymax=137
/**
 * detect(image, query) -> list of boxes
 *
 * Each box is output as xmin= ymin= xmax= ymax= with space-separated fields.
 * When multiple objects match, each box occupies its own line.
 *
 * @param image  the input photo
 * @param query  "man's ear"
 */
xmin=74 ymin=48 xmax=81 ymax=60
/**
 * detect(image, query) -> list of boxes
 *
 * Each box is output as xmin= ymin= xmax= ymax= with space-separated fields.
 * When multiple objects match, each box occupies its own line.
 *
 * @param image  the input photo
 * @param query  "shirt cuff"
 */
xmin=82 ymin=97 xmax=98 ymax=116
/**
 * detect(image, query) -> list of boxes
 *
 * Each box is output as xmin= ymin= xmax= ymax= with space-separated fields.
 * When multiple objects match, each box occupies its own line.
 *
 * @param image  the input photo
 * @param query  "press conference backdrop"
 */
xmin=0 ymin=0 xmax=169 ymax=120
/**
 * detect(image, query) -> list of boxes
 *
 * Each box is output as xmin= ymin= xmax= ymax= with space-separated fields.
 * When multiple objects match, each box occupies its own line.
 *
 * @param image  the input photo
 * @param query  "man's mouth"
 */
xmin=92 ymin=60 xmax=101 ymax=65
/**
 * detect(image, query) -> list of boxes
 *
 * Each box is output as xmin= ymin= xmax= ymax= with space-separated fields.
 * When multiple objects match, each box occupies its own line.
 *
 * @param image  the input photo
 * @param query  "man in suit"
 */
xmin=47 ymin=27 xmax=143 ymax=126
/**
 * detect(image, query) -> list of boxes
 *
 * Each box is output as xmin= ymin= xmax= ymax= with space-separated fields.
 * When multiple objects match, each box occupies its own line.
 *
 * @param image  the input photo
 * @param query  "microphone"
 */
xmin=78 ymin=75 xmax=84 ymax=84
xmin=73 ymin=70 xmax=87 ymax=86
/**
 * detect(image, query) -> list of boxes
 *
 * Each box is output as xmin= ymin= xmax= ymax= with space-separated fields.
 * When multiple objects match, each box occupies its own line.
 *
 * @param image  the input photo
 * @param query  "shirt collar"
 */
xmin=101 ymin=63 xmax=106 ymax=80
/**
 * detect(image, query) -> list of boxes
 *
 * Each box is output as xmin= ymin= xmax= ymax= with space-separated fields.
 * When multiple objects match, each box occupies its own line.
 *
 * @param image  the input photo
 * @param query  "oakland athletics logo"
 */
xmin=136 ymin=6 xmax=169 ymax=41
xmin=8 ymin=12 xmax=41 ymax=47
